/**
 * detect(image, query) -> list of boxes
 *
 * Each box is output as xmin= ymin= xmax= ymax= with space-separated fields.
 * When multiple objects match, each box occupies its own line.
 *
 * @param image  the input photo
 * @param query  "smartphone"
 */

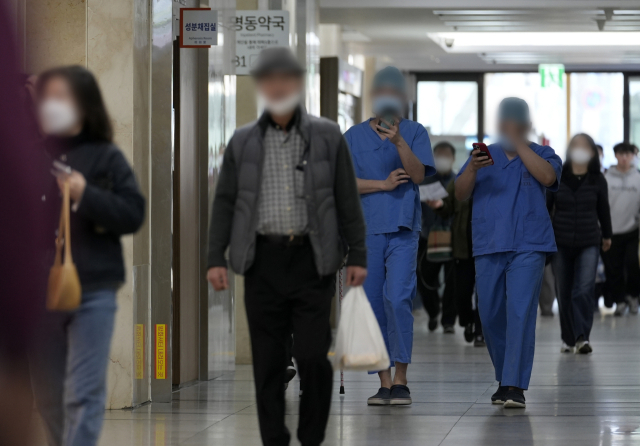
xmin=380 ymin=113 xmax=396 ymax=130
xmin=472 ymin=142 xmax=494 ymax=166
xmin=51 ymin=160 xmax=72 ymax=177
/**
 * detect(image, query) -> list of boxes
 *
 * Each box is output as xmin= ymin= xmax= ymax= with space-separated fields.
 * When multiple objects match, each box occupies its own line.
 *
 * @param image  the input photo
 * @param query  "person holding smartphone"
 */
xmin=455 ymin=97 xmax=562 ymax=408
xmin=345 ymin=66 xmax=435 ymax=406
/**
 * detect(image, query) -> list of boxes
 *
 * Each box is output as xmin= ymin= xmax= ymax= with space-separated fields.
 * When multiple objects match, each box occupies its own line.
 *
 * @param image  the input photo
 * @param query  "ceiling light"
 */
xmin=428 ymin=32 xmax=640 ymax=51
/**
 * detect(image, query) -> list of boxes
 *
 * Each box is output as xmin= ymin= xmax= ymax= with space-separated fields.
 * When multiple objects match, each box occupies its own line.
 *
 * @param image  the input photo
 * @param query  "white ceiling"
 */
xmin=318 ymin=1 xmax=640 ymax=71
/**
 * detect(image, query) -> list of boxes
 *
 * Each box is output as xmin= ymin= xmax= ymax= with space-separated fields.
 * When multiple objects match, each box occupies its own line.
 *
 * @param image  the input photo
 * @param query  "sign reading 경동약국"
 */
xmin=233 ymin=10 xmax=290 ymax=75
xmin=180 ymin=8 xmax=218 ymax=48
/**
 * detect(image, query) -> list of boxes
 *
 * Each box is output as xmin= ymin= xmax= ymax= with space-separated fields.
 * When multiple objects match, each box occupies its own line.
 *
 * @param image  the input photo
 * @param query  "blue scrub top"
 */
xmin=345 ymin=119 xmax=435 ymax=235
xmin=457 ymin=142 xmax=562 ymax=256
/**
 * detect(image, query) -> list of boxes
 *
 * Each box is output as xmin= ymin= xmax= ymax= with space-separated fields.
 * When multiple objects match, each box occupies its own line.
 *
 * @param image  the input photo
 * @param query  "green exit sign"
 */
xmin=539 ymin=64 xmax=565 ymax=88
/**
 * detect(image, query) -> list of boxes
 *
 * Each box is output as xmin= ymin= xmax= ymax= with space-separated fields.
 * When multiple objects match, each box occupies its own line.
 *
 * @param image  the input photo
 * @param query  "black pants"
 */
xmin=454 ymin=258 xmax=482 ymax=334
xmin=245 ymin=237 xmax=334 ymax=446
xmin=602 ymin=229 xmax=640 ymax=304
xmin=418 ymin=238 xmax=456 ymax=326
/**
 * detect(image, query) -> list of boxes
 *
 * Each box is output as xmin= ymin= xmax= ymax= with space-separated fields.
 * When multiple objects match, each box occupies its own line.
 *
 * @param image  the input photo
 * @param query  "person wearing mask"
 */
xmin=425 ymin=155 xmax=485 ymax=346
xmin=345 ymin=66 xmax=435 ymax=406
xmin=455 ymin=97 xmax=562 ymax=408
xmin=418 ymin=142 xmax=457 ymax=334
xmin=29 ymin=66 xmax=145 ymax=446
xmin=207 ymin=47 xmax=367 ymax=446
xmin=547 ymin=134 xmax=612 ymax=354
xmin=603 ymin=142 xmax=640 ymax=316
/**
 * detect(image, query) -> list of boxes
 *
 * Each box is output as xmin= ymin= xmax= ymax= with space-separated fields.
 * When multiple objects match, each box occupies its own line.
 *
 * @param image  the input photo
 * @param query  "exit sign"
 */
xmin=539 ymin=64 xmax=565 ymax=88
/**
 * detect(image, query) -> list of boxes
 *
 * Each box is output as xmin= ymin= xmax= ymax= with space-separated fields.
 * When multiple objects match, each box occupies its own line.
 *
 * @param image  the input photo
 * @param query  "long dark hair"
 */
xmin=37 ymin=65 xmax=113 ymax=143
xmin=565 ymin=133 xmax=601 ymax=174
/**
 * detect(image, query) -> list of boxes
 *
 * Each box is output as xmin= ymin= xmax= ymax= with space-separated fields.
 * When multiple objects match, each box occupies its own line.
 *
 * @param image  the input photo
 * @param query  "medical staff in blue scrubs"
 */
xmin=345 ymin=66 xmax=435 ymax=406
xmin=455 ymin=97 xmax=562 ymax=409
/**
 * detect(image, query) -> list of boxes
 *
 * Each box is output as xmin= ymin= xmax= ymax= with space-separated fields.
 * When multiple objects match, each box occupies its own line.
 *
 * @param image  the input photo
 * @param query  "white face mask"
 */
xmin=39 ymin=99 xmax=79 ymax=136
xmin=434 ymin=156 xmax=453 ymax=173
xmin=569 ymin=147 xmax=592 ymax=165
xmin=261 ymin=92 xmax=301 ymax=117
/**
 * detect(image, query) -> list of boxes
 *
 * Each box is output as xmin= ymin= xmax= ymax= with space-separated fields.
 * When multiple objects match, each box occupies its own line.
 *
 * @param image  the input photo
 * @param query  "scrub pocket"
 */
xmin=523 ymin=215 xmax=554 ymax=245
xmin=471 ymin=218 xmax=490 ymax=250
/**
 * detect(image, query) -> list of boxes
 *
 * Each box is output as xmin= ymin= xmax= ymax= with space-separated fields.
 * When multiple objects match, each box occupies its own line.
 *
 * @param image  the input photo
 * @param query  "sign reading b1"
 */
xmin=180 ymin=8 xmax=218 ymax=48
xmin=233 ymin=10 xmax=290 ymax=75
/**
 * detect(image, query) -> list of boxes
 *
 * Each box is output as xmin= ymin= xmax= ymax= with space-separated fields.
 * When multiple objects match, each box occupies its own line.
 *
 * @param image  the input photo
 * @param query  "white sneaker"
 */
xmin=560 ymin=342 xmax=574 ymax=353
xmin=628 ymin=297 xmax=639 ymax=314
xmin=614 ymin=302 xmax=628 ymax=316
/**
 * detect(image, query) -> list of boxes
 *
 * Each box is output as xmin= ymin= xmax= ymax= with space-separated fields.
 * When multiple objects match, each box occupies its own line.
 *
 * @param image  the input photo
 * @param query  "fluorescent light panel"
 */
xmin=428 ymin=32 xmax=640 ymax=48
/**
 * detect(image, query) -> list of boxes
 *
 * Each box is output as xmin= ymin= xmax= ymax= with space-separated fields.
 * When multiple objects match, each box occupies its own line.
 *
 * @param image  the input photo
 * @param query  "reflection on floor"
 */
xmin=42 ymin=309 xmax=640 ymax=445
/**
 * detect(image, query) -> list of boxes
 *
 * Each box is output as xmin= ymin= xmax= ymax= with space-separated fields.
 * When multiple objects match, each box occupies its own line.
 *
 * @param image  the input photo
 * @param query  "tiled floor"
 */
xmin=39 ymin=307 xmax=640 ymax=445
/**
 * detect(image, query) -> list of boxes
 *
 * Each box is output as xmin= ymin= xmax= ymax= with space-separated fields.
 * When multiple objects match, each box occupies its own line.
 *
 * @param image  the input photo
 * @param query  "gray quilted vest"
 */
xmin=228 ymin=111 xmax=345 ymax=276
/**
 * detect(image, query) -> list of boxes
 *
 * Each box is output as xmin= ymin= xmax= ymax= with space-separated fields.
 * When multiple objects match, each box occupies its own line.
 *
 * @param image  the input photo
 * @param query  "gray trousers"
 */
xmin=539 ymin=263 xmax=556 ymax=315
xmin=30 ymin=289 xmax=117 ymax=446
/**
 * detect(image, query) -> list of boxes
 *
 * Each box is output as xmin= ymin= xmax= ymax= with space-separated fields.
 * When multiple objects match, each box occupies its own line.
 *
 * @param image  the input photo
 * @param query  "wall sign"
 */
xmin=180 ymin=8 xmax=218 ymax=48
xmin=233 ymin=10 xmax=289 ymax=75
xmin=539 ymin=64 xmax=565 ymax=88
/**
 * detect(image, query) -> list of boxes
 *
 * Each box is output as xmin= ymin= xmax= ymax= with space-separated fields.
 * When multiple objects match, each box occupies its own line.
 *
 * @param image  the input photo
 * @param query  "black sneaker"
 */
xmin=464 ymin=324 xmax=474 ymax=342
xmin=367 ymin=387 xmax=391 ymax=406
xmin=390 ymin=384 xmax=412 ymax=405
xmin=428 ymin=318 xmax=438 ymax=331
xmin=474 ymin=334 xmax=486 ymax=347
xmin=491 ymin=385 xmax=509 ymax=404
xmin=503 ymin=389 xmax=526 ymax=408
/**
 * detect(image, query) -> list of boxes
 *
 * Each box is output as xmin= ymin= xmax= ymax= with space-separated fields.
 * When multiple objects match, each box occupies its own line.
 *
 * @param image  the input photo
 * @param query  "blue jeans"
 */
xmin=552 ymin=245 xmax=599 ymax=346
xmin=475 ymin=251 xmax=546 ymax=390
xmin=30 ymin=289 xmax=117 ymax=446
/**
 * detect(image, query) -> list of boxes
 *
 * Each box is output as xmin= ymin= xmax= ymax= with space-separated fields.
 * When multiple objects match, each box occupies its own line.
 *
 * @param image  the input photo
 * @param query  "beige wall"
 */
xmin=26 ymin=0 xmax=151 ymax=409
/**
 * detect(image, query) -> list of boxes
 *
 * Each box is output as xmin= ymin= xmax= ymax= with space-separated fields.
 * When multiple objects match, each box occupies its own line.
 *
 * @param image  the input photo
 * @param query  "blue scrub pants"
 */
xmin=475 ymin=251 xmax=546 ymax=390
xmin=364 ymin=230 xmax=419 ymax=367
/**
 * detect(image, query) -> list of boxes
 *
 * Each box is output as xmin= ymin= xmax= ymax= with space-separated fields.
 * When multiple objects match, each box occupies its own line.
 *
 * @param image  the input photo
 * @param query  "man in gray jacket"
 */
xmin=207 ymin=47 xmax=367 ymax=446
xmin=604 ymin=142 xmax=640 ymax=315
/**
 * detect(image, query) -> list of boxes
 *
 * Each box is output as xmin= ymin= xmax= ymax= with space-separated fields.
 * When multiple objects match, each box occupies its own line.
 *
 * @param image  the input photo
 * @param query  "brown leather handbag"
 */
xmin=46 ymin=180 xmax=81 ymax=311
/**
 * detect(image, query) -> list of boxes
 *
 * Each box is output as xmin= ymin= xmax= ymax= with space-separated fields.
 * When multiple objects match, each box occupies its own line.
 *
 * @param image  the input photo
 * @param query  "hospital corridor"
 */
xmin=3 ymin=1 xmax=640 ymax=446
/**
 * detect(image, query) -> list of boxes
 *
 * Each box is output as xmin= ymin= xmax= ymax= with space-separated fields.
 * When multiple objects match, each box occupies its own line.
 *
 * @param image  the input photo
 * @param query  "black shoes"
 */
xmin=390 ymin=384 xmax=412 ymax=405
xmin=503 ymin=389 xmax=526 ymax=408
xmin=474 ymin=334 xmax=486 ymax=347
xmin=428 ymin=318 xmax=438 ymax=331
xmin=367 ymin=387 xmax=391 ymax=405
xmin=491 ymin=385 xmax=509 ymax=404
xmin=464 ymin=324 xmax=474 ymax=342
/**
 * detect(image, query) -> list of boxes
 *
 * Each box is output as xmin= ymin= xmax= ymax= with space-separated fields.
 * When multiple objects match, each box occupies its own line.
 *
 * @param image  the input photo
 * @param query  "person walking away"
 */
xmin=455 ymin=97 xmax=562 ymax=408
xmin=426 ymin=166 xmax=485 ymax=346
xmin=547 ymin=133 xmax=612 ymax=354
xmin=345 ymin=66 xmax=435 ymax=406
xmin=206 ymin=47 xmax=367 ymax=446
xmin=603 ymin=142 xmax=640 ymax=316
xmin=418 ymin=141 xmax=457 ymax=333
xmin=29 ymin=66 xmax=145 ymax=446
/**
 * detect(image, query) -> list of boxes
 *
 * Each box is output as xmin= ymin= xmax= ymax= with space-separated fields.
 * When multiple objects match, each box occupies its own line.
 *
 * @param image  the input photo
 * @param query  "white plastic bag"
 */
xmin=332 ymin=286 xmax=390 ymax=371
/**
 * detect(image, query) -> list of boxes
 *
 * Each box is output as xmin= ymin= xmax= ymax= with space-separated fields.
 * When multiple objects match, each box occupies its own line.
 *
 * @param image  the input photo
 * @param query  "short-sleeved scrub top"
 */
xmin=345 ymin=119 xmax=435 ymax=235
xmin=457 ymin=142 xmax=563 ymax=257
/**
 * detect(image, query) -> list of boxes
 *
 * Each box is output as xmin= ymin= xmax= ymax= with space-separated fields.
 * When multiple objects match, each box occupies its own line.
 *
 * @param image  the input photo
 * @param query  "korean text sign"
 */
xmin=180 ymin=8 xmax=218 ymax=48
xmin=233 ymin=11 xmax=289 ymax=75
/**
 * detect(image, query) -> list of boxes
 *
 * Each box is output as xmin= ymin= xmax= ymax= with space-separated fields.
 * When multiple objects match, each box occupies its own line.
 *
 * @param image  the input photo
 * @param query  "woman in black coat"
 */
xmin=547 ymin=133 xmax=612 ymax=354
xmin=29 ymin=66 xmax=145 ymax=446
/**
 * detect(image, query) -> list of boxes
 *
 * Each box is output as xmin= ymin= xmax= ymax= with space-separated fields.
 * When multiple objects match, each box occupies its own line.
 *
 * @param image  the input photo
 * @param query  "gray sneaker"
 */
xmin=628 ymin=297 xmax=639 ymax=314
xmin=614 ymin=302 xmax=628 ymax=316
